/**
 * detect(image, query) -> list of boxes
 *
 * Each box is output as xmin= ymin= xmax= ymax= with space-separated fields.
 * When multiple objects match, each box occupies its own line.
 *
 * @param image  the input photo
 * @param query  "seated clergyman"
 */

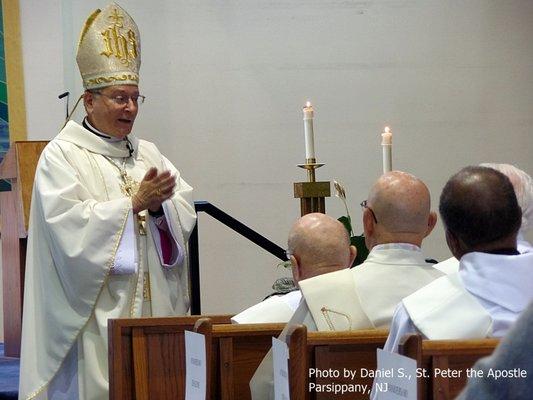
xmin=296 ymin=171 xmax=444 ymax=332
xmin=383 ymin=166 xmax=533 ymax=353
xmin=232 ymin=213 xmax=356 ymax=323
xmin=249 ymin=171 xmax=444 ymax=400
xmin=435 ymin=162 xmax=532 ymax=275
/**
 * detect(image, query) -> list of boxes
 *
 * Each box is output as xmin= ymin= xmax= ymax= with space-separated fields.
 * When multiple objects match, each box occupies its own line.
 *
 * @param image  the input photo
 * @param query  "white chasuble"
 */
xmin=231 ymin=291 xmax=302 ymax=324
xmin=299 ymin=269 xmax=372 ymax=331
xmin=402 ymin=251 xmax=533 ymax=341
xmin=402 ymin=273 xmax=493 ymax=340
xmin=19 ymin=121 xmax=196 ymax=400
xmin=298 ymin=245 xmax=444 ymax=332
xmin=249 ymin=299 xmax=317 ymax=400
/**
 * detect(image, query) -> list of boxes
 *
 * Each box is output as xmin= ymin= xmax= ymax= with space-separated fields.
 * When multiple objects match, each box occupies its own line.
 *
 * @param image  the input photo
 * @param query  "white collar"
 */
xmin=57 ymin=120 xmax=139 ymax=158
xmin=372 ymin=243 xmax=421 ymax=252
xmin=84 ymin=117 xmax=123 ymax=142
xmin=459 ymin=251 xmax=533 ymax=312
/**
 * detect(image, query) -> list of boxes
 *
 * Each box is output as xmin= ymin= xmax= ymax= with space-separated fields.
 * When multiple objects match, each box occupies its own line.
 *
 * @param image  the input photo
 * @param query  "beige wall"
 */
xmin=2 ymin=1 xmax=531 ymax=330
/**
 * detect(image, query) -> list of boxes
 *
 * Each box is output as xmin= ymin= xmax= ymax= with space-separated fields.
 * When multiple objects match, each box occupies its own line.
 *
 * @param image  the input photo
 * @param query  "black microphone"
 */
xmin=58 ymin=91 xmax=70 ymax=120
xmin=125 ymin=137 xmax=134 ymax=157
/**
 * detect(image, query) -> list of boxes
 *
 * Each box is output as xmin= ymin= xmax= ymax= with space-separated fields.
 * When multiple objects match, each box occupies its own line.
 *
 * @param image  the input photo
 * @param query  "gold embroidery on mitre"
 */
xmin=76 ymin=3 xmax=141 ymax=90
xmin=86 ymin=74 xmax=139 ymax=87
xmin=78 ymin=9 xmax=101 ymax=46
xmin=100 ymin=8 xmax=139 ymax=67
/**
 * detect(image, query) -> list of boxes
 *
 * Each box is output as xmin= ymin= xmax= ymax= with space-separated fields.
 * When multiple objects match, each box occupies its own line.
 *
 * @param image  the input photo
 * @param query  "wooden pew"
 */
xmin=399 ymin=334 xmax=499 ymax=400
xmin=194 ymin=318 xmax=285 ymax=400
xmin=108 ymin=314 xmax=232 ymax=400
xmin=287 ymin=325 xmax=389 ymax=400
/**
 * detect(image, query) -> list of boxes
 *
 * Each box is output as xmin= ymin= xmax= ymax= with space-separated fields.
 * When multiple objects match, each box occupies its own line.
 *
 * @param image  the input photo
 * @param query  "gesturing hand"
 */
xmin=132 ymin=167 xmax=177 ymax=214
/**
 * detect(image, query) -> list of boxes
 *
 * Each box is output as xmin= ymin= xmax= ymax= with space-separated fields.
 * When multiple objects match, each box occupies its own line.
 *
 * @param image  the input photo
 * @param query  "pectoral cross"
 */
xmin=120 ymin=170 xmax=138 ymax=197
xmin=118 ymin=170 xmax=145 ymax=235
xmin=137 ymin=214 xmax=146 ymax=236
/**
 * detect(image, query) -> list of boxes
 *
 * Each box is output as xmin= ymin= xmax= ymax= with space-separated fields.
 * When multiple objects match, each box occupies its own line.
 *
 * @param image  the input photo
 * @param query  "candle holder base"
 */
xmin=294 ymin=181 xmax=331 ymax=216
xmin=297 ymin=159 xmax=324 ymax=182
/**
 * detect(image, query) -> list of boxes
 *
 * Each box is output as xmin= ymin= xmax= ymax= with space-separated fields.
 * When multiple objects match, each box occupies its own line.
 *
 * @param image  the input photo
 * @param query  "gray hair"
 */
xmin=480 ymin=163 xmax=533 ymax=233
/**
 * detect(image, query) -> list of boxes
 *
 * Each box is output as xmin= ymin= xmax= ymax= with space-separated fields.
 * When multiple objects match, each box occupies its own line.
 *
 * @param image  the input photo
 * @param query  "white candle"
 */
xmin=303 ymin=101 xmax=315 ymax=160
xmin=381 ymin=126 xmax=392 ymax=173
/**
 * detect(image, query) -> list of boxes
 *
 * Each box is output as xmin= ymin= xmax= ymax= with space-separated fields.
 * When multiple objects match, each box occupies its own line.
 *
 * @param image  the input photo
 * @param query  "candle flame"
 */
xmin=384 ymin=126 xmax=391 ymax=133
xmin=306 ymin=101 xmax=312 ymax=108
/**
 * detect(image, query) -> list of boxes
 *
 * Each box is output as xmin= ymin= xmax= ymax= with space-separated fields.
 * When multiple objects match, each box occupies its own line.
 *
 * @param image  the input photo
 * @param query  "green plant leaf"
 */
xmin=277 ymin=260 xmax=292 ymax=269
xmin=351 ymin=234 xmax=369 ymax=267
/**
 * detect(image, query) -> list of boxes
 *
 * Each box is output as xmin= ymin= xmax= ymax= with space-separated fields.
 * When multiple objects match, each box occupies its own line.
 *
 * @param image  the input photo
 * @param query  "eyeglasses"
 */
xmin=360 ymin=200 xmax=378 ymax=224
xmin=91 ymin=91 xmax=146 ymax=106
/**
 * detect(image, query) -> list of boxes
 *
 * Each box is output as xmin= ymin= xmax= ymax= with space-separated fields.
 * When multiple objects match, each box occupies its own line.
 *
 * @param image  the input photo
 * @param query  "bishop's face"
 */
xmin=85 ymin=84 xmax=140 ymax=139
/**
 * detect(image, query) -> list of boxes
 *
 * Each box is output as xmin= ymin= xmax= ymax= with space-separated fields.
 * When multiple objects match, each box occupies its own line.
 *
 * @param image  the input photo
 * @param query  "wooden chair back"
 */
xmin=399 ymin=334 xmax=499 ymax=400
xmin=287 ymin=325 xmax=389 ymax=400
xmin=108 ymin=314 xmax=232 ymax=400
xmin=194 ymin=318 xmax=285 ymax=400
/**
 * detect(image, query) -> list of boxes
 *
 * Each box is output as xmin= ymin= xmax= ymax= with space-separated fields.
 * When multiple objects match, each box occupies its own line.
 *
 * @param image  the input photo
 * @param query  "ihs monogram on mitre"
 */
xmin=77 ymin=3 xmax=141 ymax=90
xmin=100 ymin=8 xmax=138 ymax=68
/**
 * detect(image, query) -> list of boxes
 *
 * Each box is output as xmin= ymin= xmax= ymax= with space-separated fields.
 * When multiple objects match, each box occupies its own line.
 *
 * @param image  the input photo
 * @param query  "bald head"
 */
xmin=287 ymin=213 xmax=356 ymax=282
xmin=440 ymin=166 xmax=522 ymax=254
xmin=364 ymin=171 xmax=436 ymax=248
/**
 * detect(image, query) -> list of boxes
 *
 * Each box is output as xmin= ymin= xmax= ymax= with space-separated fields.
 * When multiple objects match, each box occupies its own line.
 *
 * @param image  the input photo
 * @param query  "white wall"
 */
xmin=8 ymin=0 xmax=533 ymax=321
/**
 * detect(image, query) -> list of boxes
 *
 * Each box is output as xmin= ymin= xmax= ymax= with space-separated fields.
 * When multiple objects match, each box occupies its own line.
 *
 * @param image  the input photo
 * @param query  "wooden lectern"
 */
xmin=0 ymin=141 xmax=48 ymax=357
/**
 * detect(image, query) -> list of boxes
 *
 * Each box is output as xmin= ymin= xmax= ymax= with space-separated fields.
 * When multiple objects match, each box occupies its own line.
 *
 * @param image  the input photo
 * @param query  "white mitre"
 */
xmin=76 ymin=3 xmax=141 ymax=90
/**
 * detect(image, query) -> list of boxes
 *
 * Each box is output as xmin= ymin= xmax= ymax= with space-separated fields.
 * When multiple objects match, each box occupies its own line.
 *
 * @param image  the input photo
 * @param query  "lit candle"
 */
xmin=303 ymin=101 xmax=315 ymax=160
xmin=381 ymin=126 xmax=392 ymax=173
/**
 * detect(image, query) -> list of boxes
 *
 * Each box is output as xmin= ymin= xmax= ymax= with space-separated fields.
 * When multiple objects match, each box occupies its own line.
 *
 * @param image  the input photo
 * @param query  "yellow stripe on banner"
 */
xmin=3 ymin=0 xmax=27 ymax=141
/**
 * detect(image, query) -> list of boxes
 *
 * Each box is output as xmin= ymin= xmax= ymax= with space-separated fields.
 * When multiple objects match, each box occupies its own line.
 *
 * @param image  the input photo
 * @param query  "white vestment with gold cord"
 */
xmin=298 ymin=244 xmax=444 ymax=331
xmin=18 ymin=121 xmax=196 ymax=400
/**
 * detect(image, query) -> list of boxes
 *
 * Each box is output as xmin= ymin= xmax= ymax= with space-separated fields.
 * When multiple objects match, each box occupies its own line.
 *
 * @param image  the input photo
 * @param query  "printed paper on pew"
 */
xmin=372 ymin=349 xmax=417 ymax=400
xmin=185 ymin=331 xmax=207 ymax=400
xmin=272 ymin=337 xmax=290 ymax=400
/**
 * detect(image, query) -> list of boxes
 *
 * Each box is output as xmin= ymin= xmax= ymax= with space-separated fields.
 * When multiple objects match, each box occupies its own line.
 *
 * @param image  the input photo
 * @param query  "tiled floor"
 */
xmin=0 ymin=344 xmax=19 ymax=399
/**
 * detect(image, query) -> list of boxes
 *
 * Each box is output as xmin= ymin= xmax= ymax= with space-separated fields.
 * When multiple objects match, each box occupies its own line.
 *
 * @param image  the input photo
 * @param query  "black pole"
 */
xmin=188 ymin=200 xmax=288 ymax=315
xmin=188 ymin=222 xmax=201 ymax=314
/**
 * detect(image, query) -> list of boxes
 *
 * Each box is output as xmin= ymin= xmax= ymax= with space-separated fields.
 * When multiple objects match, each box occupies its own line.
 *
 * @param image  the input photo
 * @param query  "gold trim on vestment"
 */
xmin=25 ymin=203 xmax=131 ymax=400
xmin=91 ymin=152 xmax=111 ymax=201
xmin=129 ymin=227 xmax=143 ymax=317
xmin=143 ymin=273 xmax=151 ymax=301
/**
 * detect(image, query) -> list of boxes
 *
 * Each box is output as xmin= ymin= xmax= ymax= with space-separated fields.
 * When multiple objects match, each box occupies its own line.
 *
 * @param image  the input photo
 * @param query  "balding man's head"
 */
xmin=363 ymin=171 xmax=436 ymax=248
xmin=287 ymin=213 xmax=356 ymax=283
xmin=480 ymin=163 xmax=532 ymax=234
xmin=440 ymin=166 xmax=522 ymax=257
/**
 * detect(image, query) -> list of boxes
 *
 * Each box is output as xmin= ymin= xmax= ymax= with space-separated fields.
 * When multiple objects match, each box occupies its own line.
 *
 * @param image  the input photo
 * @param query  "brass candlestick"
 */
xmin=294 ymin=158 xmax=331 ymax=216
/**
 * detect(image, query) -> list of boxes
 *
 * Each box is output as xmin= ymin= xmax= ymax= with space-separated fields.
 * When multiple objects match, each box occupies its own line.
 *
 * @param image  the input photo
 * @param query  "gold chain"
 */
xmin=320 ymin=307 xmax=353 ymax=331
xmin=103 ymin=156 xmax=146 ymax=235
